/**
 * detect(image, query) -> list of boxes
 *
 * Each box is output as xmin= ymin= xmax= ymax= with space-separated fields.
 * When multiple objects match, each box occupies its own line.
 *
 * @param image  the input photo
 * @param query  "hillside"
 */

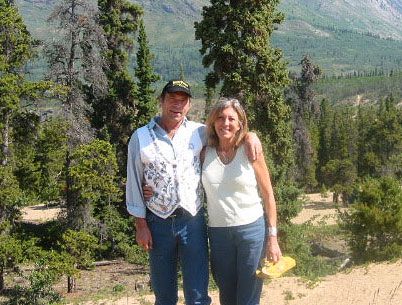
xmin=280 ymin=0 xmax=402 ymax=40
xmin=15 ymin=0 xmax=402 ymax=94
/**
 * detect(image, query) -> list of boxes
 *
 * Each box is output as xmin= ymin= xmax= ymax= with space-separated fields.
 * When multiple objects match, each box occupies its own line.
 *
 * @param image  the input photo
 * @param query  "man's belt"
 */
xmin=168 ymin=207 xmax=187 ymax=218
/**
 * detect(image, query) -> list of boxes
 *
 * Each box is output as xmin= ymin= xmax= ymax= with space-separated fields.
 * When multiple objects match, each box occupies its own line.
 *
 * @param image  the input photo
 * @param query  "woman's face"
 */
xmin=214 ymin=106 xmax=241 ymax=143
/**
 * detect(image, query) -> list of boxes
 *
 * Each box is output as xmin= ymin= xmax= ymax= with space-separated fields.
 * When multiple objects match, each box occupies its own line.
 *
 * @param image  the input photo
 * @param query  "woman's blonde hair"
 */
xmin=205 ymin=98 xmax=249 ymax=148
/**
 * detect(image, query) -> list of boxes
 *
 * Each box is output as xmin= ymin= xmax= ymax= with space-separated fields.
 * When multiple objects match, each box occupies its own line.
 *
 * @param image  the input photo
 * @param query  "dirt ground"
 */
xmin=20 ymin=194 xmax=402 ymax=305
xmin=21 ymin=203 xmax=61 ymax=223
xmin=132 ymin=261 xmax=402 ymax=305
xmin=292 ymin=193 xmax=347 ymax=226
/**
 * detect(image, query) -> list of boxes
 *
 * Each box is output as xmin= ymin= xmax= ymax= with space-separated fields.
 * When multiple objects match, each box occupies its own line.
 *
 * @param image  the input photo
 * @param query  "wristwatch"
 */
xmin=268 ymin=226 xmax=278 ymax=237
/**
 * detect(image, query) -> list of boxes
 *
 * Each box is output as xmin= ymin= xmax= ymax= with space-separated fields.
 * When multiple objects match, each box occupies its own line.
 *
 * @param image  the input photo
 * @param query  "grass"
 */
xmin=304 ymin=223 xmax=345 ymax=240
xmin=59 ymin=284 xmax=136 ymax=305
xmin=283 ymin=289 xmax=295 ymax=301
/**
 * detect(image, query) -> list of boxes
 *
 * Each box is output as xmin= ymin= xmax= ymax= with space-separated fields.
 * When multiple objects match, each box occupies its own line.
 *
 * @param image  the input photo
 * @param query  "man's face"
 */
xmin=160 ymin=92 xmax=191 ymax=124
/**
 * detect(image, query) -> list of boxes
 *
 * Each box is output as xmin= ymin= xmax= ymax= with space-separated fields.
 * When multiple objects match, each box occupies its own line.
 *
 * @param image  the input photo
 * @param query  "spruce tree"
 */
xmin=11 ymin=112 xmax=41 ymax=199
xmin=95 ymin=0 xmax=143 ymax=174
xmin=35 ymin=119 xmax=69 ymax=203
xmin=0 ymin=0 xmax=33 ymax=166
xmin=195 ymin=0 xmax=293 ymax=179
xmin=195 ymin=1 xmax=303 ymax=228
xmin=66 ymin=139 xmax=121 ymax=239
xmin=319 ymin=107 xmax=358 ymax=203
xmin=46 ymin=0 xmax=109 ymax=231
xmin=341 ymin=177 xmax=402 ymax=261
xmin=288 ymin=55 xmax=321 ymax=190
xmin=46 ymin=0 xmax=108 ymax=147
xmin=297 ymin=55 xmax=321 ymax=118
xmin=357 ymin=104 xmax=379 ymax=177
xmin=134 ymin=19 xmax=159 ymax=127
xmin=0 ymin=0 xmax=55 ymax=230
xmin=0 ymin=235 xmax=23 ymax=291
xmin=360 ymin=96 xmax=402 ymax=178
xmin=317 ymin=99 xmax=334 ymax=184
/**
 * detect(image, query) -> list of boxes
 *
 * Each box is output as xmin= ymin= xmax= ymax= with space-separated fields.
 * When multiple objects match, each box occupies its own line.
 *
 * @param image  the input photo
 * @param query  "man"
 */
xmin=126 ymin=80 xmax=260 ymax=305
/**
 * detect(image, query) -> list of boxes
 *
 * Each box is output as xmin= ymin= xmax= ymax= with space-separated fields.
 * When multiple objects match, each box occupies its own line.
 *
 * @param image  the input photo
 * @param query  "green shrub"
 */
xmin=276 ymin=183 xmax=304 ymax=224
xmin=340 ymin=177 xmax=402 ymax=262
xmin=121 ymin=244 xmax=148 ymax=266
xmin=280 ymin=223 xmax=338 ymax=280
xmin=112 ymin=284 xmax=125 ymax=293
xmin=6 ymin=250 xmax=74 ymax=305
xmin=60 ymin=229 xmax=98 ymax=270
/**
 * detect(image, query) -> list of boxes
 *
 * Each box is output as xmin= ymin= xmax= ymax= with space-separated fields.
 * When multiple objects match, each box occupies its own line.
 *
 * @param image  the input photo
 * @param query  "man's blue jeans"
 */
xmin=146 ymin=208 xmax=211 ymax=305
xmin=209 ymin=217 xmax=266 ymax=305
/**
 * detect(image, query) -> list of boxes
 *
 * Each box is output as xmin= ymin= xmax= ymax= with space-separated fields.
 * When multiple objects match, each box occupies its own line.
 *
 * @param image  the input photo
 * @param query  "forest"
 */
xmin=1 ymin=1 xmax=401 ymax=304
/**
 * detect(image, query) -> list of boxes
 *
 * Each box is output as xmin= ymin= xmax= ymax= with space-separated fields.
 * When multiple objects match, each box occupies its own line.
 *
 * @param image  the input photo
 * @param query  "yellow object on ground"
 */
xmin=256 ymin=256 xmax=296 ymax=279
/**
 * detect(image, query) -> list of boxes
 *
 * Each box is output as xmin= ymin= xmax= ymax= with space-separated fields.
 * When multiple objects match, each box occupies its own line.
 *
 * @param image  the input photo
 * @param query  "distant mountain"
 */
xmin=280 ymin=0 xmax=402 ymax=40
xmin=16 ymin=0 xmax=402 ymax=84
xmin=133 ymin=0 xmax=402 ymax=40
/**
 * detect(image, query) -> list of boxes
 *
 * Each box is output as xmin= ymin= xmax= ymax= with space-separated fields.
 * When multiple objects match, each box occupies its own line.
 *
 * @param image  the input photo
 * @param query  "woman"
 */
xmin=202 ymin=97 xmax=281 ymax=305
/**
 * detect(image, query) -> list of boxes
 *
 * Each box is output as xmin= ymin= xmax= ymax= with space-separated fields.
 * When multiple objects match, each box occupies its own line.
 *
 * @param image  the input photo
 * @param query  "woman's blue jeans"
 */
xmin=209 ymin=217 xmax=266 ymax=305
xmin=146 ymin=208 xmax=211 ymax=305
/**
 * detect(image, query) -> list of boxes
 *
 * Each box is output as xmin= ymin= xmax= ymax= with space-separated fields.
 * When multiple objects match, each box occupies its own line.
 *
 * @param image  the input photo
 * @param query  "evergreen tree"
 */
xmin=9 ymin=249 xmax=75 ymax=302
xmin=195 ymin=1 xmax=303 ymax=230
xmin=66 ymin=139 xmax=121 ymax=231
xmin=297 ymin=55 xmax=321 ymax=118
xmin=0 ymin=0 xmax=34 ymax=166
xmin=46 ymin=0 xmax=108 ymax=148
xmin=341 ymin=177 xmax=402 ymax=262
xmin=46 ymin=0 xmax=109 ymax=234
xmin=134 ymin=19 xmax=159 ymax=127
xmin=60 ymin=229 xmax=98 ymax=292
xmin=11 ymin=111 xmax=41 ymax=199
xmin=356 ymin=104 xmax=378 ymax=177
xmin=0 ymin=235 xmax=23 ymax=291
xmin=0 ymin=165 xmax=22 ymax=233
xmin=321 ymin=159 xmax=357 ymax=204
xmin=317 ymin=99 xmax=333 ymax=183
xmin=203 ymin=86 xmax=214 ymax=120
xmin=95 ymin=0 xmax=143 ymax=174
xmin=318 ymin=106 xmax=358 ymax=202
xmin=195 ymin=0 xmax=293 ymax=179
xmin=287 ymin=55 xmax=321 ymax=190
xmin=35 ymin=119 xmax=68 ymax=203
xmin=358 ymin=96 xmax=402 ymax=178
xmin=0 ymin=0 xmax=55 ymax=230
xmin=372 ymin=96 xmax=402 ymax=177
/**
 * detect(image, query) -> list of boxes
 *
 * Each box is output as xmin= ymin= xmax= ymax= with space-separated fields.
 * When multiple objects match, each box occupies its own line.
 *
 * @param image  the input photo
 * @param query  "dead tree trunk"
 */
xmin=1 ymin=113 xmax=10 ymax=166
xmin=67 ymin=275 xmax=76 ymax=293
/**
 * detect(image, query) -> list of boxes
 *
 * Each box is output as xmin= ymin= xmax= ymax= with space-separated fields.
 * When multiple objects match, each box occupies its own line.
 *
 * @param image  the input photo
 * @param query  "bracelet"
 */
xmin=268 ymin=226 xmax=278 ymax=237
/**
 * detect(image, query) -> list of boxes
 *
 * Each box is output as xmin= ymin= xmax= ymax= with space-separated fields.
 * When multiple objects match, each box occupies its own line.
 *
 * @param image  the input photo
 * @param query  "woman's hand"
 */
xmin=266 ymin=236 xmax=282 ymax=263
xmin=143 ymin=184 xmax=153 ymax=201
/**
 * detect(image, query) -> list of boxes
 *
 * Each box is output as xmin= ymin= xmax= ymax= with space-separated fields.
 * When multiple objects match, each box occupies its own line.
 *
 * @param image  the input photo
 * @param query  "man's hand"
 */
xmin=135 ymin=218 xmax=153 ymax=251
xmin=244 ymin=132 xmax=263 ymax=161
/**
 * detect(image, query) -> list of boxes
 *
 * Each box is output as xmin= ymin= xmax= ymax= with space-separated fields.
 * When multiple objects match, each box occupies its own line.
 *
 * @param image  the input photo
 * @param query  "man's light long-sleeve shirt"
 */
xmin=126 ymin=117 xmax=206 ymax=218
